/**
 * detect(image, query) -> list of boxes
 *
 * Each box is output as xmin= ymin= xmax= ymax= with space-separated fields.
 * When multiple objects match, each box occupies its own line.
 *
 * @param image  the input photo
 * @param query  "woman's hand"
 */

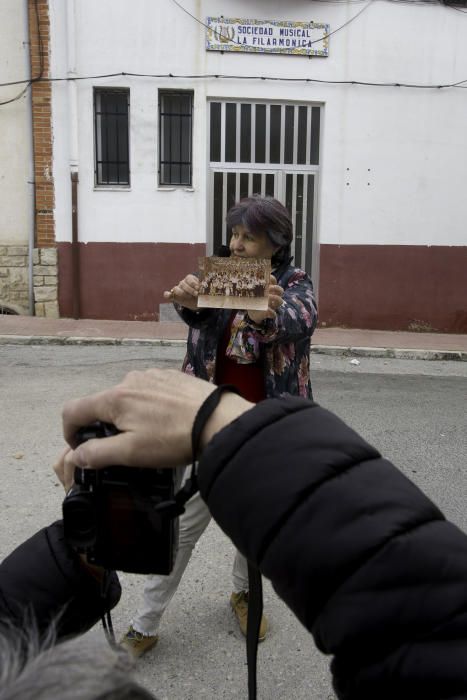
xmin=248 ymin=275 xmax=284 ymax=324
xmin=163 ymin=274 xmax=199 ymax=311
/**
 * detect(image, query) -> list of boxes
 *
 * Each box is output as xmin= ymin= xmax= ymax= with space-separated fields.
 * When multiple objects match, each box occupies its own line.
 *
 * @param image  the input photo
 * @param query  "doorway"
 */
xmin=207 ymin=99 xmax=321 ymax=281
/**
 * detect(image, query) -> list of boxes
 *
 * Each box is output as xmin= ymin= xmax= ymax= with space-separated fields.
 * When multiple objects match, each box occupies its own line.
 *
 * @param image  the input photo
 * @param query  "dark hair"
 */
xmin=226 ymin=195 xmax=293 ymax=265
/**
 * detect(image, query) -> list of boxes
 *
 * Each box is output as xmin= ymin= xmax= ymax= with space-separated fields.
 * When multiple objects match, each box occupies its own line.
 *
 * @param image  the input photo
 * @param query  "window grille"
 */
xmin=159 ymin=91 xmax=193 ymax=186
xmin=94 ymin=89 xmax=130 ymax=186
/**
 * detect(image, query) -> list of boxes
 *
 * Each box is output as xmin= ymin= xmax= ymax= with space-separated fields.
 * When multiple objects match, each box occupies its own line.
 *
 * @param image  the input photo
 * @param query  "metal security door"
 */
xmin=207 ymin=99 xmax=321 ymax=283
xmin=283 ymin=171 xmax=318 ymax=274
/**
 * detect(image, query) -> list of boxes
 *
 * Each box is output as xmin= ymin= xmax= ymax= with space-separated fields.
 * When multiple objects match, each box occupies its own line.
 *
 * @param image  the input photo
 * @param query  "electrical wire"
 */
xmin=1 ymin=71 xmax=467 ymax=90
xmin=0 ymin=82 xmax=30 ymax=106
xmin=143 ymin=0 xmax=467 ymax=86
xmin=0 ymin=0 xmax=44 ymax=106
xmin=313 ymin=0 xmax=373 ymax=43
xmin=2 ymin=0 xmax=467 ymax=97
xmin=168 ymin=0 xmax=374 ymax=48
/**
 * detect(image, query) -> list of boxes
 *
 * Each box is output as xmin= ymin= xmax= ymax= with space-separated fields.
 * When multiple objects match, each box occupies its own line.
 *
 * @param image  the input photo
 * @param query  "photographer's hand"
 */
xmin=53 ymin=446 xmax=74 ymax=491
xmin=61 ymin=369 xmax=252 ymax=477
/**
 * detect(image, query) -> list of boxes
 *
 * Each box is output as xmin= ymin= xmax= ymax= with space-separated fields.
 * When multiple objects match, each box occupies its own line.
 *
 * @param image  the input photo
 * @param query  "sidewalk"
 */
xmin=0 ymin=315 xmax=466 ymax=360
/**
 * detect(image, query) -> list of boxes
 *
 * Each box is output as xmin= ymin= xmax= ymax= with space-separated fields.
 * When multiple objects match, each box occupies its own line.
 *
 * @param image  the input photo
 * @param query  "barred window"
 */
xmin=94 ymin=88 xmax=130 ymax=186
xmin=159 ymin=91 xmax=193 ymax=186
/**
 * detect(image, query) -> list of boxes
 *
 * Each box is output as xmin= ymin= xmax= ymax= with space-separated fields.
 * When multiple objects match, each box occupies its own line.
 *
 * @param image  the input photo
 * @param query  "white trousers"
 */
xmin=132 ymin=482 xmax=249 ymax=636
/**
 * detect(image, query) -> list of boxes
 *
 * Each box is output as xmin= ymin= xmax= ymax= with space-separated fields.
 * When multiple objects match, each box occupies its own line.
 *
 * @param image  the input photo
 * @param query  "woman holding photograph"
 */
xmin=122 ymin=195 xmax=318 ymax=657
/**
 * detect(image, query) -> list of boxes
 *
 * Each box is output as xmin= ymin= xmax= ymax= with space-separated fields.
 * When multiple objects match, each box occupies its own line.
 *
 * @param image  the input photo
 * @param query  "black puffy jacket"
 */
xmin=0 ymin=521 xmax=121 ymax=639
xmin=198 ymin=398 xmax=467 ymax=700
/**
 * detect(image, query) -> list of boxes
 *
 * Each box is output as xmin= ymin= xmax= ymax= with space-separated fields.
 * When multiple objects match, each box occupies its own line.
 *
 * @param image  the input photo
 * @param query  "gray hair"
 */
xmin=0 ymin=625 xmax=156 ymax=700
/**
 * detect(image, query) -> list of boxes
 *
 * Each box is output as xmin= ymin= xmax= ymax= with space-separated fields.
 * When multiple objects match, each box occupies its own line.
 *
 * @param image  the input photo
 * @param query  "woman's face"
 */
xmin=229 ymin=225 xmax=278 ymax=259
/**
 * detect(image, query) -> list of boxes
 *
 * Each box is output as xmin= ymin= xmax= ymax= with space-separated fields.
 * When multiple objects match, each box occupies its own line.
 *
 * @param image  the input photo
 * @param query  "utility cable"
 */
xmin=168 ymin=0 xmax=374 ymax=48
xmin=0 ymin=82 xmax=30 ymax=106
xmin=1 ymin=71 xmax=467 ymax=90
xmin=0 ymin=0 xmax=44 ymax=106
xmin=2 ymin=1 xmax=467 ymax=97
xmin=314 ymin=0 xmax=373 ymax=43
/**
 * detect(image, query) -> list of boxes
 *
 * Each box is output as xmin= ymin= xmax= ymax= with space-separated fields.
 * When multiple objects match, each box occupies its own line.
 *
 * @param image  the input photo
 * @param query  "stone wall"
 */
xmin=33 ymin=247 xmax=58 ymax=317
xmin=0 ymin=246 xmax=59 ymax=316
xmin=0 ymin=245 xmax=30 ymax=314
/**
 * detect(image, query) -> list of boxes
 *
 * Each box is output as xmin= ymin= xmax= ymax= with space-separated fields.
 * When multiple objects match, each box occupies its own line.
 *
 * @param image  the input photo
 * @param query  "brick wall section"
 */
xmin=28 ymin=0 xmax=58 ymax=316
xmin=29 ymin=0 xmax=54 ymax=248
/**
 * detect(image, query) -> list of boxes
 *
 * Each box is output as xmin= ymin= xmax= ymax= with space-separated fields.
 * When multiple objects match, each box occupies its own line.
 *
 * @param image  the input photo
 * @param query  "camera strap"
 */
xmin=193 ymin=384 xmax=263 ymax=700
xmin=100 ymin=569 xmax=116 ymax=645
xmin=157 ymin=384 xmax=241 ymax=517
xmin=246 ymin=562 xmax=263 ymax=700
xmin=156 ymin=384 xmax=263 ymax=699
xmin=191 ymin=383 xmax=240 ymax=462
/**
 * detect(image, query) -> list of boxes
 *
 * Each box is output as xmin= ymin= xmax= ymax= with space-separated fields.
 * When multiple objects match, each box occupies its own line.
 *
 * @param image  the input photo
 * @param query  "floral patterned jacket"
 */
xmin=175 ymin=261 xmax=318 ymax=399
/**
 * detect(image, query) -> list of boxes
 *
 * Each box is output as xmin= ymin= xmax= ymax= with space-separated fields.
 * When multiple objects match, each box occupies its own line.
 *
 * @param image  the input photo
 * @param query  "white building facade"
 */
xmin=49 ymin=0 xmax=467 ymax=331
xmin=0 ymin=0 xmax=34 ymax=315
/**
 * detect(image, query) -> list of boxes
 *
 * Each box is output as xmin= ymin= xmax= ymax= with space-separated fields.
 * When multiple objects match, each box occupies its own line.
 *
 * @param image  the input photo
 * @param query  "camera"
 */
xmin=62 ymin=422 xmax=177 ymax=574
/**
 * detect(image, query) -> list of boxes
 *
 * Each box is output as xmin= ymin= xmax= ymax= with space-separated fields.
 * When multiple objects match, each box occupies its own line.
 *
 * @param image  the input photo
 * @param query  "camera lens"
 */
xmin=62 ymin=493 xmax=97 ymax=548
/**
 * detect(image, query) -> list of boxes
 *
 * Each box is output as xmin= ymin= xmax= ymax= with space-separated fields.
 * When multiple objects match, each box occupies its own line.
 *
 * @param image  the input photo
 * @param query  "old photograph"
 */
xmin=197 ymin=256 xmax=271 ymax=310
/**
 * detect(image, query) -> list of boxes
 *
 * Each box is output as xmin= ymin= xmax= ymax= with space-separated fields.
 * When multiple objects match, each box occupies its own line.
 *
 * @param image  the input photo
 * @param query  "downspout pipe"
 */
xmin=28 ymin=175 xmax=35 ymax=316
xmin=25 ymin=0 xmax=35 ymax=315
xmin=71 ymin=171 xmax=79 ymax=318
xmin=66 ymin=0 xmax=80 ymax=318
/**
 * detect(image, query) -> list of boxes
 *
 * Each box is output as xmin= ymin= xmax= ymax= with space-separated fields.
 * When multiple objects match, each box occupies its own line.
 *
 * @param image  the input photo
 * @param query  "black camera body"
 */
xmin=62 ymin=422 xmax=177 ymax=574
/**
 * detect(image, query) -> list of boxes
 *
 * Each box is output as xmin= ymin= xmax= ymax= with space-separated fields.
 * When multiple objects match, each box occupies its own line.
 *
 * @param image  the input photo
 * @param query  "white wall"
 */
xmin=50 ymin=0 xmax=467 ymax=247
xmin=0 ymin=0 xmax=34 ymax=245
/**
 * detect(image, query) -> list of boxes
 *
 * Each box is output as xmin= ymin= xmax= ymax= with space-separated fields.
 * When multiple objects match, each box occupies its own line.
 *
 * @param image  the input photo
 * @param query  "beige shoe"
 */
xmin=230 ymin=591 xmax=268 ymax=642
xmin=120 ymin=626 xmax=159 ymax=658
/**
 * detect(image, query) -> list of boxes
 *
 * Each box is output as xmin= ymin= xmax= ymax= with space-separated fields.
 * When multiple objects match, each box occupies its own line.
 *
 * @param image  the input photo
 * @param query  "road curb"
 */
xmin=0 ymin=335 xmax=465 ymax=361
xmin=311 ymin=345 xmax=467 ymax=362
xmin=0 ymin=335 xmax=188 ymax=347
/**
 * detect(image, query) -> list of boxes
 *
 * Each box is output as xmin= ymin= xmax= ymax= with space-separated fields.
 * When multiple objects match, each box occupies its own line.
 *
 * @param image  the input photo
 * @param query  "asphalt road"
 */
xmin=1 ymin=345 xmax=466 ymax=700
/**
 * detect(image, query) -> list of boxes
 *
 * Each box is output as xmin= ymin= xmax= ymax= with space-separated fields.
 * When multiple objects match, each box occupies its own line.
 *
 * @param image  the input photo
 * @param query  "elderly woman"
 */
xmin=122 ymin=195 xmax=318 ymax=657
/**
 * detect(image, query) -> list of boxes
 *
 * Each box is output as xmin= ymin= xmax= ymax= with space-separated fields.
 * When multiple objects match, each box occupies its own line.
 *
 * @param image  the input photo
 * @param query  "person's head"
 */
xmin=226 ymin=195 xmax=293 ymax=266
xmin=0 ymin=625 xmax=157 ymax=700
